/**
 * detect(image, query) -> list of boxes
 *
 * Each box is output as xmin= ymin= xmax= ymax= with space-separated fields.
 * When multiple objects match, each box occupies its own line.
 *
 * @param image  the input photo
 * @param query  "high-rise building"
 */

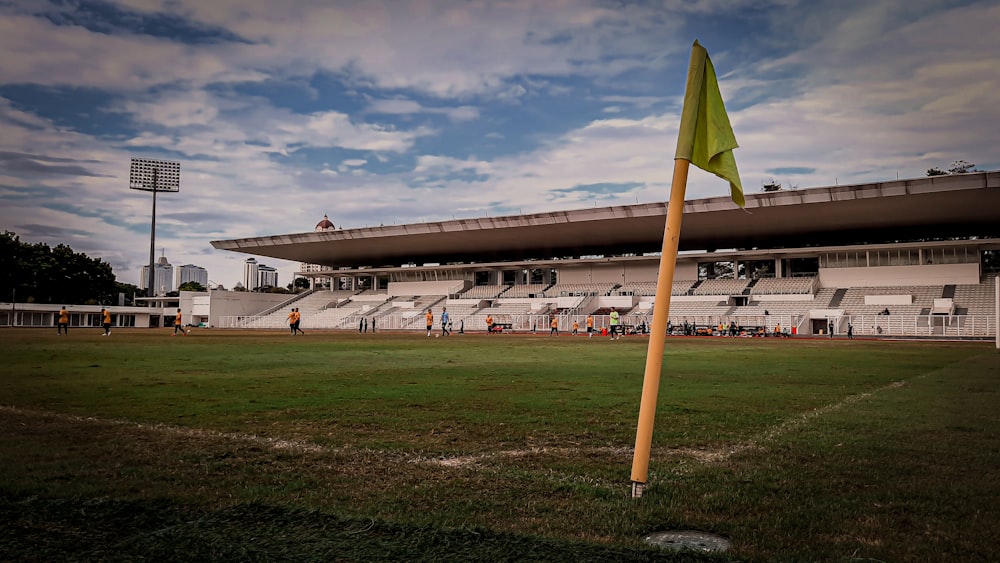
xmin=175 ymin=264 xmax=208 ymax=289
xmin=258 ymin=264 xmax=278 ymax=289
xmin=139 ymin=255 xmax=173 ymax=296
xmin=243 ymin=258 xmax=259 ymax=290
xmin=243 ymin=258 xmax=278 ymax=291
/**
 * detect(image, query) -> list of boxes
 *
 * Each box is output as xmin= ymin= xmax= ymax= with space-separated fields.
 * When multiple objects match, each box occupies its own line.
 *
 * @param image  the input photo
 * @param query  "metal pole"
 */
xmin=995 ymin=275 xmax=998 ymax=350
xmin=147 ymin=170 xmax=158 ymax=299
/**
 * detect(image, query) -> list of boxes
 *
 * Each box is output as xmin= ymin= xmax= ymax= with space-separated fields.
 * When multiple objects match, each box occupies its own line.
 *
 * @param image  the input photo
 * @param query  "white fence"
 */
xmin=844 ymin=314 xmax=995 ymax=338
xmin=216 ymin=312 xmax=996 ymax=338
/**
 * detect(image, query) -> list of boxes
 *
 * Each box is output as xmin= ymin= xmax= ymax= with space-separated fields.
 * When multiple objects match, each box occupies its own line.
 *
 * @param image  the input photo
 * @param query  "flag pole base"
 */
xmin=631 ymin=481 xmax=646 ymax=499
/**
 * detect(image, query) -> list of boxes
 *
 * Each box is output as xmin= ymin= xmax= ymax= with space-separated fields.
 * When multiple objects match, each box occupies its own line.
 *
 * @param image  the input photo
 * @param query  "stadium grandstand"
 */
xmin=195 ymin=170 xmax=992 ymax=339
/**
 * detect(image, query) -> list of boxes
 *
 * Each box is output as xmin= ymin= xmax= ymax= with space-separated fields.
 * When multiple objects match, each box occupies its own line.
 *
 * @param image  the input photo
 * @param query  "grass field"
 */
xmin=1 ymin=328 xmax=998 ymax=561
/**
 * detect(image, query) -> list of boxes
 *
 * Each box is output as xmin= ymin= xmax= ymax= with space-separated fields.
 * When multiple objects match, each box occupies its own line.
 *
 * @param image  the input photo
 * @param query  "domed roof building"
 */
xmin=315 ymin=214 xmax=335 ymax=232
xmin=302 ymin=215 xmax=335 ymax=288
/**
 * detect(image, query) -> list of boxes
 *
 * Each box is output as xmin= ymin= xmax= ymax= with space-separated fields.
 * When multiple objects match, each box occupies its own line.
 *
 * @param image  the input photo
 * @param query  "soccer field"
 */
xmin=1 ymin=329 xmax=997 ymax=561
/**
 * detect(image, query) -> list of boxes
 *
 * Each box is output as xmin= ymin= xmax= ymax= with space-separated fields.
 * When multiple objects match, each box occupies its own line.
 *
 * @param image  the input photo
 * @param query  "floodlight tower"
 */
xmin=129 ymin=158 xmax=181 ymax=298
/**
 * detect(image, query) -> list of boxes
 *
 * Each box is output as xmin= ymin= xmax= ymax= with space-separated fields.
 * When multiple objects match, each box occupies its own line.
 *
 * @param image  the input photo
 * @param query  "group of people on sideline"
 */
xmin=54 ymin=304 xmax=858 ymax=342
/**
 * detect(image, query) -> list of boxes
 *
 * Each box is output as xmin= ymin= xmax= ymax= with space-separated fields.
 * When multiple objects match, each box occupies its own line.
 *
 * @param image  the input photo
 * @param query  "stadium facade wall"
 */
xmin=819 ymin=263 xmax=979 ymax=287
xmin=559 ymin=262 xmax=664 ymax=284
xmin=388 ymin=280 xmax=469 ymax=296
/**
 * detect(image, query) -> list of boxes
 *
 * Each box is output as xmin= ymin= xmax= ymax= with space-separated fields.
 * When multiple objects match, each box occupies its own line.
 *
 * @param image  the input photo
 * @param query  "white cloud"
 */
xmin=1 ymin=0 xmax=999 ymax=288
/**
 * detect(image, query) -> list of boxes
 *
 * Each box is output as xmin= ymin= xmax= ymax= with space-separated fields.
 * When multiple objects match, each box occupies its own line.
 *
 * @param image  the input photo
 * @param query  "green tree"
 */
xmin=0 ymin=231 xmax=120 ymax=304
xmin=949 ymin=160 xmax=976 ymax=174
xmin=927 ymin=160 xmax=977 ymax=176
xmin=178 ymin=281 xmax=207 ymax=292
xmin=115 ymin=282 xmax=141 ymax=306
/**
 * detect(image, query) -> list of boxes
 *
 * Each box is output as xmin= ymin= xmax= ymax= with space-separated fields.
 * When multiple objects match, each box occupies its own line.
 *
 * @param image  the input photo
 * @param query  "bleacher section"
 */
xmin=460 ymin=285 xmax=511 ymax=299
xmin=231 ymin=275 xmax=995 ymax=337
xmin=615 ymin=280 xmax=694 ymax=296
xmin=502 ymin=283 xmax=550 ymax=297
xmin=616 ymin=281 xmax=656 ymax=296
xmin=751 ymin=277 xmax=817 ymax=295
xmin=543 ymin=283 xmax=616 ymax=296
xmin=836 ymin=286 xmax=941 ymax=317
xmin=953 ymin=274 xmax=997 ymax=315
xmin=305 ymin=290 xmax=392 ymax=328
xmin=691 ymin=278 xmax=749 ymax=296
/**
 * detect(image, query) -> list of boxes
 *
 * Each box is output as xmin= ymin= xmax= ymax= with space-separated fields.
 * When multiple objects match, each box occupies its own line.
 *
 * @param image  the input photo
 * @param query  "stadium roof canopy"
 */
xmin=211 ymin=171 xmax=1000 ymax=269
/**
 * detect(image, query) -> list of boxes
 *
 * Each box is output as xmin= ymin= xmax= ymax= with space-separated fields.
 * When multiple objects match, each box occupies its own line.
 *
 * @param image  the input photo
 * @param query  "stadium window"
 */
xmin=983 ymin=250 xmax=1000 ymax=273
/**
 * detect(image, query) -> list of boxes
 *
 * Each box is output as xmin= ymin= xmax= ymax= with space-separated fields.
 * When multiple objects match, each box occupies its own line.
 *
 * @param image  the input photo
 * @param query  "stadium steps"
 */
xmin=828 ymin=288 xmax=848 ymax=308
xmin=688 ymin=280 xmax=703 ymax=295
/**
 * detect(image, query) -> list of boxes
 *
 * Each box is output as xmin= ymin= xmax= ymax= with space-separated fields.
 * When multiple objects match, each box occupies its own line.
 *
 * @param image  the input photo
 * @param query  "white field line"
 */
xmin=0 ymin=379 xmax=908 ymax=472
xmin=668 ymin=380 xmax=907 ymax=465
xmin=423 ymin=380 xmax=910 ymax=469
xmin=0 ymin=405 xmax=330 ymax=454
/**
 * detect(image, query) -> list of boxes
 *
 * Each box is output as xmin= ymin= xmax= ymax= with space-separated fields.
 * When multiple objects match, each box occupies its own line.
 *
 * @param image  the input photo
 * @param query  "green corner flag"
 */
xmin=674 ymin=40 xmax=745 ymax=207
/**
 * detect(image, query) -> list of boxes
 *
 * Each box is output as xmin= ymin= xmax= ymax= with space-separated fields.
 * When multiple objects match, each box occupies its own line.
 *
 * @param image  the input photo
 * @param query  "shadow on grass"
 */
xmin=0 ymin=491 xmax=723 ymax=562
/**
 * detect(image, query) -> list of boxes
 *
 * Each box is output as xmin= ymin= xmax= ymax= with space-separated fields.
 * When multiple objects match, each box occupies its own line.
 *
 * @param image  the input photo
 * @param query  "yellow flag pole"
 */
xmin=629 ymin=157 xmax=690 ymax=498
xmin=630 ymin=40 xmax=742 ymax=497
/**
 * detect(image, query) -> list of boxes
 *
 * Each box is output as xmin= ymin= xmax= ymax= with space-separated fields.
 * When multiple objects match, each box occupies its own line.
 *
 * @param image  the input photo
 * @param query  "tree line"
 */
xmin=0 ymin=231 xmax=140 ymax=305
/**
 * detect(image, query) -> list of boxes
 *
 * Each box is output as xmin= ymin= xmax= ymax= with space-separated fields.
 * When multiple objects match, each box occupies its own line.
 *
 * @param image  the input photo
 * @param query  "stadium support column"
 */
xmin=995 ymin=275 xmax=998 ymax=350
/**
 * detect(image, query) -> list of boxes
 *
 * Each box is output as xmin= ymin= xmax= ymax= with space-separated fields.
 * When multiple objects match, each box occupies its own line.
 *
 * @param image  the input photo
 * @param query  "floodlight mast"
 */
xmin=147 ymin=169 xmax=158 ymax=298
xmin=129 ymin=158 xmax=181 ymax=299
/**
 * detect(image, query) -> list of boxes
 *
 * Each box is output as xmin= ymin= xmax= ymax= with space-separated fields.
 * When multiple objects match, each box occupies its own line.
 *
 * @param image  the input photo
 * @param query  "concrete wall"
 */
xmin=388 ymin=280 xmax=467 ymax=296
xmin=207 ymin=291 xmax=294 ymax=326
xmin=559 ymin=264 xmax=622 ymax=284
xmin=558 ymin=261 xmax=678 ymax=285
xmin=674 ymin=260 xmax=699 ymax=281
xmin=818 ymin=263 xmax=979 ymax=287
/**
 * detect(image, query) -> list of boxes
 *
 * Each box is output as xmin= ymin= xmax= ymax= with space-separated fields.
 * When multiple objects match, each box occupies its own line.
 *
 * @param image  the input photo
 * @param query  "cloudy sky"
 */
xmin=1 ymin=0 xmax=997 ymax=289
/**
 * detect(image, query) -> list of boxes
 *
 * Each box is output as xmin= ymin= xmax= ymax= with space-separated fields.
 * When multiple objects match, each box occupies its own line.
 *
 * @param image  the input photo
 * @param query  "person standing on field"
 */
xmin=847 ymin=323 xmax=854 ymax=340
xmin=57 ymin=306 xmax=69 ymax=335
xmin=293 ymin=308 xmax=305 ymax=335
xmin=609 ymin=307 xmax=620 ymax=340
xmin=586 ymin=314 xmax=594 ymax=338
xmin=289 ymin=309 xmax=297 ymax=335
xmin=441 ymin=307 xmax=451 ymax=336
xmin=549 ymin=315 xmax=559 ymax=336
xmin=572 ymin=320 xmax=579 ymax=336
xmin=486 ymin=314 xmax=494 ymax=334
xmin=173 ymin=308 xmax=186 ymax=336
xmin=426 ymin=309 xmax=434 ymax=337
xmin=100 ymin=308 xmax=112 ymax=336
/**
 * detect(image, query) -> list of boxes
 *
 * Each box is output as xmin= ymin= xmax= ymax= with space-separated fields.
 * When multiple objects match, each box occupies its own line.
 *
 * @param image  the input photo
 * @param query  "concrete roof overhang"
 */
xmin=211 ymin=172 xmax=1000 ymax=269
